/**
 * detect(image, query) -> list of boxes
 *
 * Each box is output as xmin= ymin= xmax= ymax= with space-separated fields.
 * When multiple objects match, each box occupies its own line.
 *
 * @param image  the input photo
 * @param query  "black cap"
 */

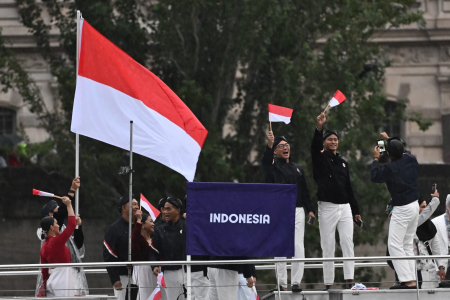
xmin=41 ymin=200 xmax=58 ymax=218
xmin=323 ymin=130 xmax=339 ymax=140
xmin=386 ymin=138 xmax=404 ymax=160
xmin=273 ymin=136 xmax=288 ymax=149
xmin=166 ymin=196 xmax=182 ymax=209
xmin=41 ymin=216 xmax=55 ymax=232
xmin=118 ymin=194 xmax=135 ymax=213
xmin=158 ymin=197 xmax=167 ymax=210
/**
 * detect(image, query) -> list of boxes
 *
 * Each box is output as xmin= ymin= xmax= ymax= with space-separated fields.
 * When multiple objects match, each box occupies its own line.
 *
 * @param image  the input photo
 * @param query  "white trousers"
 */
xmin=275 ymin=207 xmax=305 ymax=288
xmin=208 ymin=268 xmax=238 ymax=300
xmin=318 ymin=201 xmax=354 ymax=285
xmin=113 ymin=275 xmax=129 ymax=300
xmin=132 ymin=265 xmax=158 ymax=300
xmin=191 ymin=270 xmax=209 ymax=300
xmin=46 ymin=267 xmax=78 ymax=297
xmin=165 ymin=269 xmax=186 ymax=300
xmin=388 ymin=201 xmax=419 ymax=282
xmin=237 ymin=273 xmax=255 ymax=300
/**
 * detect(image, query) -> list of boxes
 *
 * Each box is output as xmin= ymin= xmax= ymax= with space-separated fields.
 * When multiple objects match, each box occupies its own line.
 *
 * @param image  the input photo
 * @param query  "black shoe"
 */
xmin=390 ymin=283 xmax=417 ymax=290
xmin=323 ymin=285 xmax=332 ymax=291
xmin=292 ymin=284 xmax=302 ymax=293
xmin=270 ymin=285 xmax=287 ymax=293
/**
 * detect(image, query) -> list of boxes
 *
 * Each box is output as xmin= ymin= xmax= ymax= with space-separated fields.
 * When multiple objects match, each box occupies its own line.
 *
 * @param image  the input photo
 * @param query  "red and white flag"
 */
xmin=328 ymin=90 xmax=346 ymax=107
xmin=268 ymin=104 xmax=293 ymax=124
xmin=140 ymin=194 xmax=160 ymax=221
xmin=71 ymin=20 xmax=208 ymax=181
xmin=147 ymin=287 xmax=162 ymax=300
xmin=157 ymin=272 xmax=166 ymax=288
xmin=32 ymin=189 xmax=54 ymax=198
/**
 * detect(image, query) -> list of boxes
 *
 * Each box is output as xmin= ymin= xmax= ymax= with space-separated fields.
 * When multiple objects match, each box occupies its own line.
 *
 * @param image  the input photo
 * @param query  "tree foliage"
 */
xmin=2 ymin=0 xmax=425 ymax=287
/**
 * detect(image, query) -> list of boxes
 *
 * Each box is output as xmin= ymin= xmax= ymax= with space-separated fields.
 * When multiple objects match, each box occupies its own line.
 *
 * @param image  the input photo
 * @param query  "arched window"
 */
xmin=0 ymin=107 xmax=16 ymax=134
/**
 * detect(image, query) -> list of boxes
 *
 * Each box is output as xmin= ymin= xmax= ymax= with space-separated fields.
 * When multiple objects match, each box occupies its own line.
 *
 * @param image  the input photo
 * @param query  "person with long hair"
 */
xmin=39 ymin=196 xmax=77 ymax=297
xmin=132 ymin=209 xmax=159 ymax=300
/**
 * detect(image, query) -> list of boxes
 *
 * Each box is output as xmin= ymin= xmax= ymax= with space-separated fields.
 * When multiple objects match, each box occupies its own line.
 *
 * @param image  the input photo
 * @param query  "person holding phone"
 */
xmin=261 ymin=131 xmax=315 ymax=293
xmin=371 ymin=133 xmax=419 ymax=289
xmin=312 ymin=113 xmax=361 ymax=290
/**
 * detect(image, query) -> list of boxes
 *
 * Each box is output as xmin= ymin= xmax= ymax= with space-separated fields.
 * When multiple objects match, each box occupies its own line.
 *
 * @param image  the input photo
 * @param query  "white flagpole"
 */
xmin=75 ymin=10 xmax=81 ymax=228
xmin=187 ymin=255 xmax=192 ymax=300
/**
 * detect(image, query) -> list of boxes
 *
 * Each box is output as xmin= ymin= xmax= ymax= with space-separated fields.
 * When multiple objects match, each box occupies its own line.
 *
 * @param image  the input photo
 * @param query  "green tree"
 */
xmin=3 ymin=0 xmax=426 ymax=289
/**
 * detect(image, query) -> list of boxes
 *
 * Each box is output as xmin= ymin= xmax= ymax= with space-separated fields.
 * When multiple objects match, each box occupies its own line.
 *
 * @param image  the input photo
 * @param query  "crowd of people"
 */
xmin=36 ymin=113 xmax=450 ymax=298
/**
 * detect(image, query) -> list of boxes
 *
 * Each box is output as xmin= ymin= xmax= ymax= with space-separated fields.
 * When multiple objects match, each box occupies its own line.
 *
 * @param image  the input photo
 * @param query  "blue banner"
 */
xmin=186 ymin=182 xmax=296 ymax=257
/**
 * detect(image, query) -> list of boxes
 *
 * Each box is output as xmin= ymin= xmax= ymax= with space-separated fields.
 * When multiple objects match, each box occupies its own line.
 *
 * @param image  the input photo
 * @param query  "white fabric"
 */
xmin=164 ymin=269 xmax=186 ymax=300
xmin=268 ymin=112 xmax=291 ymax=124
xmin=114 ymin=275 xmax=129 ymax=300
xmin=133 ymin=265 xmax=158 ymax=300
xmin=432 ymin=214 xmax=449 ymax=272
xmin=329 ymin=97 xmax=340 ymax=107
xmin=237 ymin=274 xmax=255 ymax=300
xmin=388 ymin=201 xmax=419 ymax=282
xmin=275 ymin=207 xmax=305 ymax=288
xmin=208 ymin=268 xmax=238 ymax=300
xmin=46 ymin=267 xmax=78 ymax=297
xmin=72 ymin=76 xmax=202 ymax=181
xmin=318 ymin=201 xmax=354 ymax=285
xmin=191 ymin=270 xmax=209 ymax=300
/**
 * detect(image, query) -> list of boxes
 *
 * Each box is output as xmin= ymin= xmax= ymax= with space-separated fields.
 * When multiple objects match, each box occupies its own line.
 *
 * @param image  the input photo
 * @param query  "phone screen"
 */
xmin=377 ymin=140 xmax=385 ymax=153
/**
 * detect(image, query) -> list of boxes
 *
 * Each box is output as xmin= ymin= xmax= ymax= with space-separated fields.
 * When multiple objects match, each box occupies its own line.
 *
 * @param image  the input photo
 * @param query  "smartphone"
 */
xmin=355 ymin=218 xmax=363 ymax=228
xmin=432 ymin=183 xmax=437 ymax=194
xmin=307 ymin=216 xmax=316 ymax=225
xmin=377 ymin=140 xmax=385 ymax=153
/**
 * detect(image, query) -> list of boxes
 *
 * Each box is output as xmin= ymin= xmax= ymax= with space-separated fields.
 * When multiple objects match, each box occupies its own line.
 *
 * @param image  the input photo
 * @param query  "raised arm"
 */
xmin=53 ymin=197 xmax=76 ymax=246
xmin=418 ymin=190 xmax=440 ymax=226
xmin=311 ymin=113 xmax=326 ymax=155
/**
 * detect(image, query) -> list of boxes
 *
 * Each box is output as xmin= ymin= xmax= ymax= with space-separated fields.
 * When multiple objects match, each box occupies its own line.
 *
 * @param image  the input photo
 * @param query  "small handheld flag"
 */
xmin=268 ymin=104 xmax=293 ymax=131
xmin=140 ymin=194 xmax=161 ymax=221
xmin=32 ymin=189 xmax=62 ymax=199
xmin=323 ymin=90 xmax=346 ymax=113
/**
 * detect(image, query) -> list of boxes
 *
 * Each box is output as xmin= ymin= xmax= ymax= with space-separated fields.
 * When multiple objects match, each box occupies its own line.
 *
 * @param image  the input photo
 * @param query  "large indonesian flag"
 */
xmin=140 ymin=193 xmax=160 ymax=220
xmin=328 ymin=90 xmax=346 ymax=107
xmin=268 ymin=104 xmax=293 ymax=124
xmin=71 ymin=20 xmax=208 ymax=181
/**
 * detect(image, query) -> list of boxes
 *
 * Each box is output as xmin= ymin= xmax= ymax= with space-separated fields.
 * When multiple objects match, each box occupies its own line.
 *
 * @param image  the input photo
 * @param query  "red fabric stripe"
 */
xmin=103 ymin=240 xmax=118 ymax=258
xmin=333 ymin=90 xmax=346 ymax=103
xmin=141 ymin=193 xmax=160 ymax=219
xmin=268 ymin=104 xmax=293 ymax=118
xmin=78 ymin=21 xmax=207 ymax=147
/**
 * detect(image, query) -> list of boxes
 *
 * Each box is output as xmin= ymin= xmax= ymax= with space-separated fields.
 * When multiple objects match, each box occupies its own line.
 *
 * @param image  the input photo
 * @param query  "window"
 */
xmin=384 ymin=101 xmax=402 ymax=138
xmin=0 ymin=107 xmax=16 ymax=134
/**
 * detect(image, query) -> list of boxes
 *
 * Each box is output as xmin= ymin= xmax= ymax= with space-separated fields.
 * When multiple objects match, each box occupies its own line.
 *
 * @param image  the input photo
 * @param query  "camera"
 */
xmin=377 ymin=139 xmax=386 ymax=153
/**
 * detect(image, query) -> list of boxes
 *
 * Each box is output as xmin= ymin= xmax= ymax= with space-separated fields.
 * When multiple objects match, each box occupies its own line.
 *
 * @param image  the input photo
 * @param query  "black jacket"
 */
xmin=370 ymin=151 xmax=418 ymax=206
xmin=261 ymin=146 xmax=314 ymax=213
xmin=103 ymin=218 xmax=134 ymax=285
xmin=152 ymin=218 xmax=186 ymax=271
xmin=311 ymin=128 xmax=360 ymax=215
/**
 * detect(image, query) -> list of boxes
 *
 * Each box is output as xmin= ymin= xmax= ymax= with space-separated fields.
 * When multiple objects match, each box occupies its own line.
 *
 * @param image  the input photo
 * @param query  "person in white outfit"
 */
xmin=371 ymin=133 xmax=419 ymax=289
xmin=432 ymin=194 xmax=450 ymax=287
xmin=312 ymin=113 xmax=361 ymax=289
xmin=261 ymin=131 xmax=315 ymax=292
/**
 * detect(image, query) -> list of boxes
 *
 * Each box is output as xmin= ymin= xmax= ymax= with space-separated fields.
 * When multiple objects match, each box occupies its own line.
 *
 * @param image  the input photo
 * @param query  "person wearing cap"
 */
xmin=152 ymin=196 xmax=188 ymax=300
xmin=432 ymin=194 xmax=450 ymax=287
xmin=38 ymin=196 xmax=77 ymax=296
xmin=261 ymin=131 xmax=314 ymax=292
xmin=103 ymin=195 xmax=139 ymax=300
xmin=313 ymin=113 xmax=361 ymax=289
xmin=371 ymin=132 xmax=419 ymax=289
xmin=35 ymin=177 xmax=88 ymax=296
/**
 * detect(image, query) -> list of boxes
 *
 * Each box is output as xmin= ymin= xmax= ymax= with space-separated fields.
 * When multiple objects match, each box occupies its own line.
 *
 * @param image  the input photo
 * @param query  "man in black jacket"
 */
xmin=103 ymin=195 xmax=138 ymax=300
xmin=313 ymin=113 xmax=361 ymax=289
xmin=152 ymin=196 xmax=188 ymax=300
xmin=371 ymin=133 xmax=419 ymax=289
xmin=261 ymin=131 xmax=315 ymax=292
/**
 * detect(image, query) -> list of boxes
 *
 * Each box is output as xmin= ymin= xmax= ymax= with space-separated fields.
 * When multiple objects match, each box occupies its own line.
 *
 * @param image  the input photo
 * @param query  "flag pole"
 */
xmin=322 ymin=103 xmax=330 ymax=114
xmin=187 ymin=255 xmax=192 ymax=300
xmin=128 ymin=120 xmax=134 ymax=300
xmin=269 ymin=121 xmax=272 ymax=132
xmin=75 ymin=10 xmax=82 ymax=228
